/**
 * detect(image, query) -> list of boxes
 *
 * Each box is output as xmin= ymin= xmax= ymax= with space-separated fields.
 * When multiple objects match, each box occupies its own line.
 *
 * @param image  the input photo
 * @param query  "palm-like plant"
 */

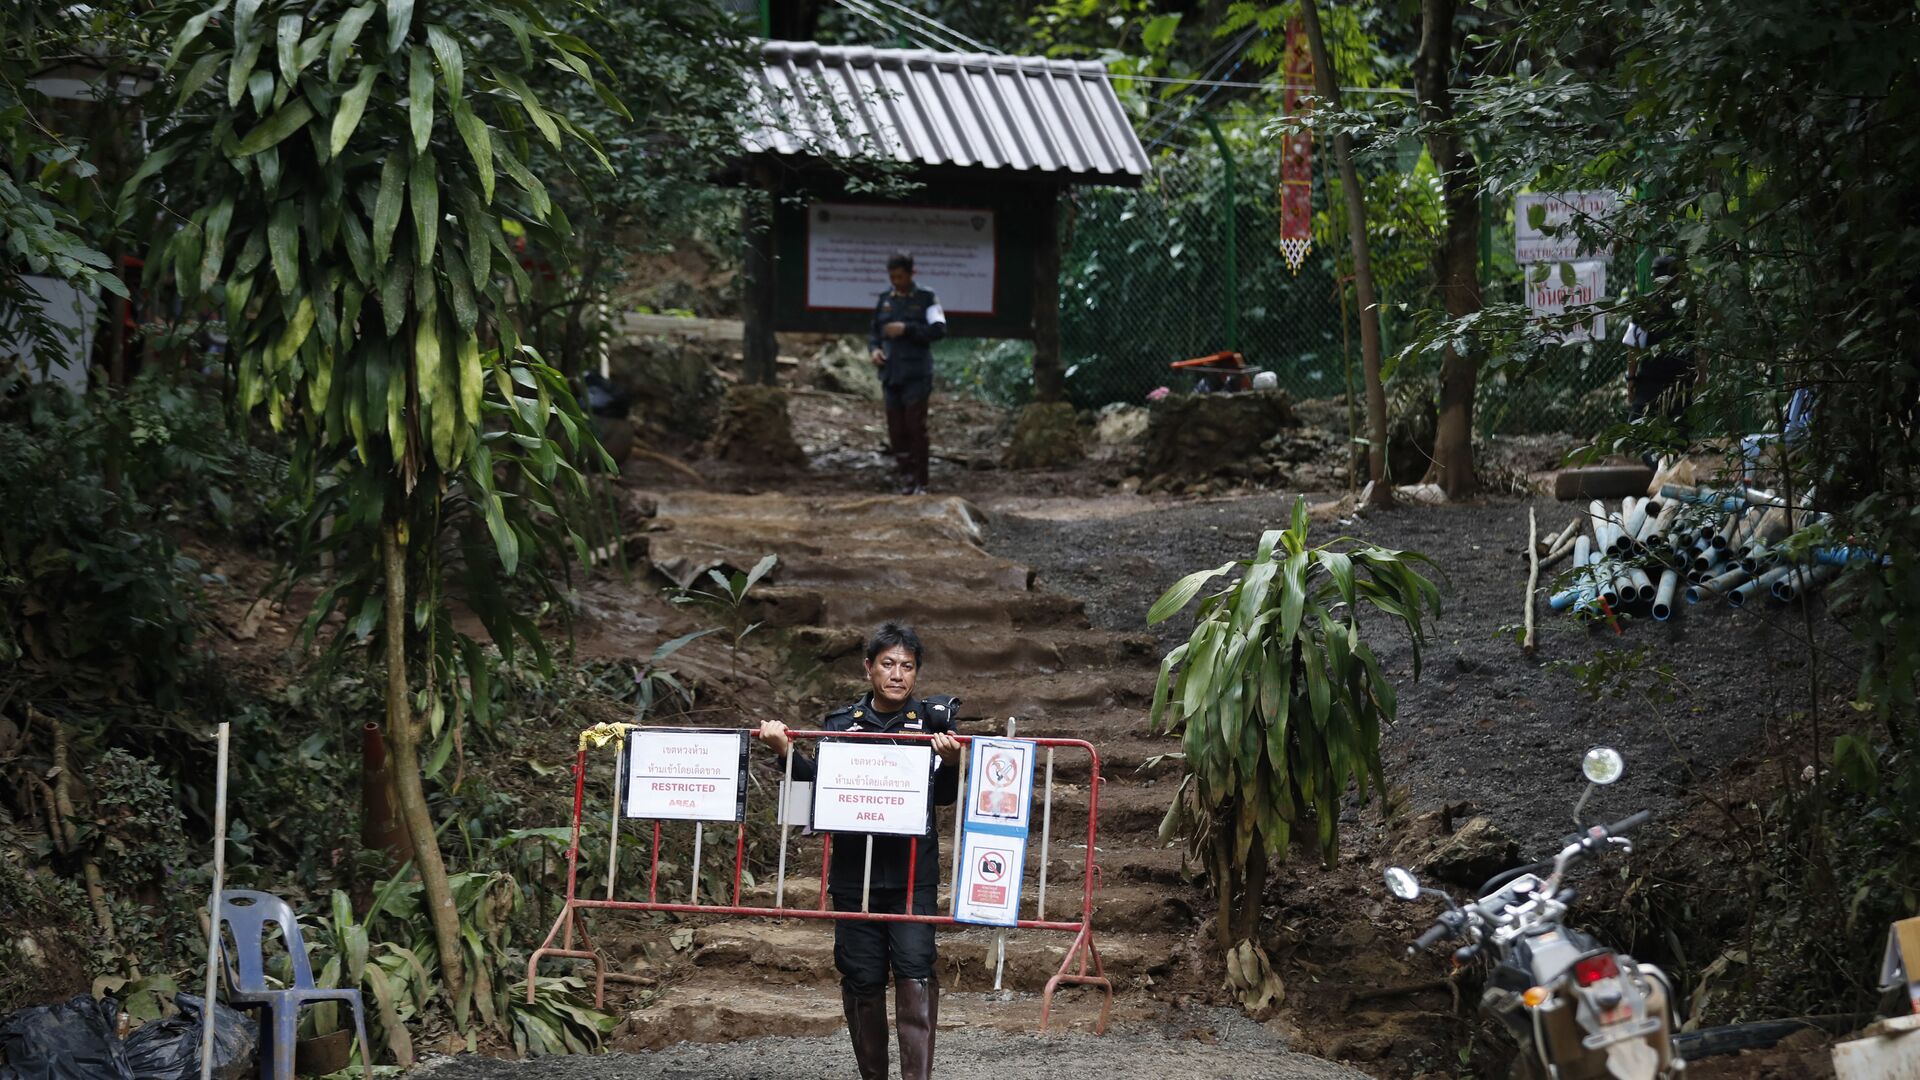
xmin=1148 ymin=497 xmax=1440 ymax=948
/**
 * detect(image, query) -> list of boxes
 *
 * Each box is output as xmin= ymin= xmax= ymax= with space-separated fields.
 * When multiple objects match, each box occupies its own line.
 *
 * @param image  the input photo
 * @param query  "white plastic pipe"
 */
xmin=1623 ymin=499 xmax=1651 ymax=545
xmin=1652 ymin=570 xmax=1681 ymax=620
xmin=1589 ymin=500 xmax=1614 ymax=552
xmin=1730 ymin=564 xmax=1795 ymax=607
xmin=1629 ymin=567 xmax=1655 ymax=604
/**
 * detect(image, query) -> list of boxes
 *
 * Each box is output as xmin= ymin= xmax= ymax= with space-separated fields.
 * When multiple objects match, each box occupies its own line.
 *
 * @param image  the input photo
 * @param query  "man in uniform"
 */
xmin=757 ymin=623 xmax=960 ymax=1080
xmin=1621 ymin=253 xmax=1702 ymax=463
xmin=870 ymin=253 xmax=948 ymax=495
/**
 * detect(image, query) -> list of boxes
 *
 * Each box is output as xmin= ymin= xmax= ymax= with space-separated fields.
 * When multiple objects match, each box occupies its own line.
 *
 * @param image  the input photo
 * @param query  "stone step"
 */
xmin=730 ymin=880 xmax=1197 ymax=934
xmin=792 ymin=626 xmax=1157 ymax=682
xmin=751 ymin=586 xmax=1090 ymax=632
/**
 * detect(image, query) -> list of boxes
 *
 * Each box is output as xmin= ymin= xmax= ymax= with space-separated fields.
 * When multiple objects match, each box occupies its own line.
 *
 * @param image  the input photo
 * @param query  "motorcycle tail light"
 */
xmin=1573 ymin=953 xmax=1621 ymax=986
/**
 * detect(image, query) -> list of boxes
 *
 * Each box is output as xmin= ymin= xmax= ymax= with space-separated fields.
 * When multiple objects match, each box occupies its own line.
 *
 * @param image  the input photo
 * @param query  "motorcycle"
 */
xmin=1384 ymin=747 xmax=1682 ymax=1080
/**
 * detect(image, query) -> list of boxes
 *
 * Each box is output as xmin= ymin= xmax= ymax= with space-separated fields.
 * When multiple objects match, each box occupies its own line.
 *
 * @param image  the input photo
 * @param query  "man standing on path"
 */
xmin=757 ymin=623 xmax=961 ymax=1080
xmin=1621 ymin=253 xmax=1702 ymax=464
xmin=871 ymin=253 xmax=947 ymax=495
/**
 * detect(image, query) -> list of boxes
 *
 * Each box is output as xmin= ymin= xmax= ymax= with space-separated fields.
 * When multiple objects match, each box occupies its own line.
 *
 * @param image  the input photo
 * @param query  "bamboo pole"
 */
xmin=199 ymin=722 xmax=231 ymax=1080
xmin=1522 ymin=509 xmax=1540 ymax=656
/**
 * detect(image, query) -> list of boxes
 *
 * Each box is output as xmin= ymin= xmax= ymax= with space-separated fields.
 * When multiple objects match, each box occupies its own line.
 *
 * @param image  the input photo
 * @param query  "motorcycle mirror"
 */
xmin=1582 ymin=746 xmax=1626 ymax=785
xmin=1384 ymin=866 xmax=1421 ymax=901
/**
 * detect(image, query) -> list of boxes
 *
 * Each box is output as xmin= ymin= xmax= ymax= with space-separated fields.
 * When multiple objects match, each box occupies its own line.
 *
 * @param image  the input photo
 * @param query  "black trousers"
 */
xmin=1630 ymin=380 xmax=1692 ymax=466
xmin=883 ymin=380 xmax=932 ymax=488
xmin=832 ymin=887 xmax=937 ymax=996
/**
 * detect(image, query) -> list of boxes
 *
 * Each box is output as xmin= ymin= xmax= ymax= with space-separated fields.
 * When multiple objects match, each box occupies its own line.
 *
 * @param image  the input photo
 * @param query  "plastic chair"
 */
xmin=218 ymin=889 xmax=372 ymax=1080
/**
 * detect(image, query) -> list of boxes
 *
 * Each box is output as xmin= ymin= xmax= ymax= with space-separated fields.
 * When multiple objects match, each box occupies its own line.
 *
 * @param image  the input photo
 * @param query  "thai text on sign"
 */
xmin=1514 ymin=190 xmax=1620 ymax=264
xmin=810 ymin=741 xmax=934 ymax=836
xmin=1525 ymin=261 xmax=1609 ymax=344
xmin=623 ymin=730 xmax=748 ymax=823
xmin=805 ymin=202 xmax=996 ymax=315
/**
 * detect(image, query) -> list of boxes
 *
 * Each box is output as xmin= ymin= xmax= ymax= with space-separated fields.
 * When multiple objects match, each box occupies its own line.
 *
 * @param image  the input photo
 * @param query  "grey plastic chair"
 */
xmin=218 ymin=889 xmax=372 ymax=1080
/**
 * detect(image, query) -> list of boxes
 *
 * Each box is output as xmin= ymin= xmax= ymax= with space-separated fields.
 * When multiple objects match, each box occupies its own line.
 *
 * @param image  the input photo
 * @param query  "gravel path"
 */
xmin=411 ymin=1010 xmax=1371 ymax=1080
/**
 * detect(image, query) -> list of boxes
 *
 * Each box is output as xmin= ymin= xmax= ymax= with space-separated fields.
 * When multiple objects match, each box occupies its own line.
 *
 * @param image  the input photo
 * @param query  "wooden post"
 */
xmin=199 ymin=722 xmax=231 ymax=1080
xmin=1031 ymin=188 xmax=1065 ymax=403
xmin=742 ymin=168 xmax=780 ymax=386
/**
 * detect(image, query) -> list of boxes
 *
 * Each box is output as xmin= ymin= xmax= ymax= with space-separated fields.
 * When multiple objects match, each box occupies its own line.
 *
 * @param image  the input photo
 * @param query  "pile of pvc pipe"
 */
xmin=1536 ymin=484 xmax=1857 ymax=623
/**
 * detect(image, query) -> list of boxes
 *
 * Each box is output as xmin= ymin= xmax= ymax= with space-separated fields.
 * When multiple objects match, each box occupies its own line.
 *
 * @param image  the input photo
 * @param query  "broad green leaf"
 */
xmin=450 ymin=98 xmax=494 ymax=203
xmin=409 ymin=152 xmax=438 ymax=266
xmin=275 ymin=14 xmax=304 ymax=85
xmin=457 ymin=335 xmax=483 ymax=426
xmin=233 ymin=0 xmax=264 ymax=46
xmin=330 ymin=65 xmax=379 ymax=157
xmin=176 ymin=52 xmax=223 ymax=108
xmin=340 ymin=207 xmax=373 ymax=283
xmin=372 ymin=152 xmax=406 ymax=265
xmin=198 ymin=197 xmax=234 ymax=294
xmin=489 ymin=131 xmax=550 ymax=217
xmin=385 ymin=0 xmax=416 ymax=53
xmin=228 ymin=35 xmax=263 ymax=108
xmin=444 ymin=250 xmax=476 ymax=333
xmin=407 ymin=47 xmax=434 ymax=153
xmin=328 ymin=3 xmax=378 ymax=80
xmin=169 ymin=2 xmax=233 ymax=70
xmin=427 ymin=24 xmax=464 ymax=97
xmin=490 ymin=67 xmax=560 ymax=147
xmin=1149 ymin=560 xmax=1236 ymax=624
xmin=268 ymin=199 xmax=300 ymax=295
xmin=235 ymin=97 xmax=313 ymax=156
xmin=1180 ymin=625 xmax=1223 ymax=720
xmin=485 ymin=493 xmax=520 ymax=574
xmin=271 ymin=295 xmax=317 ymax=364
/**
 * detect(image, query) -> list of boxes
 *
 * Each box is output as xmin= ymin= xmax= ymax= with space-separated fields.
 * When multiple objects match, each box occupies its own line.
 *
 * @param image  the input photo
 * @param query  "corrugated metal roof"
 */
xmin=745 ymin=41 xmax=1150 ymax=185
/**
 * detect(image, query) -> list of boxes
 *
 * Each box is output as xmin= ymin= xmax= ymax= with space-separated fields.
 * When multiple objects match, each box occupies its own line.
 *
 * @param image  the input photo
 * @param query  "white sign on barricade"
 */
xmin=1514 ymin=190 xmax=1620 ymax=264
xmin=805 ymin=202 xmax=997 ymax=314
xmin=954 ymin=832 xmax=1026 ymax=926
xmin=811 ymin=741 xmax=934 ymax=836
xmin=623 ymin=730 xmax=748 ymax=822
xmin=954 ymin=737 xmax=1036 ymax=927
xmin=1526 ymin=261 xmax=1609 ymax=344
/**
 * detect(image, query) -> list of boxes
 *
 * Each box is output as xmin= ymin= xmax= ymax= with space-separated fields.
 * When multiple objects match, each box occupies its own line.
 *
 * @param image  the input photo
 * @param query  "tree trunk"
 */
xmin=382 ymin=525 xmax=467 ymax=1003
xmin=1417 ymin=0 xmax=1483 ymax=498
xmin=1212 ymin=826 xmax=1239 ymax=951
xmin=741 ymin=182 xmax=779 ymax=387
xmin=1031 ymin=191 xmax=1065 ymax=403
xmin=1300 ymin=0 xmax=1392 ymax=505
xmin=1236 ymin=835 xmax=1268 ymax=945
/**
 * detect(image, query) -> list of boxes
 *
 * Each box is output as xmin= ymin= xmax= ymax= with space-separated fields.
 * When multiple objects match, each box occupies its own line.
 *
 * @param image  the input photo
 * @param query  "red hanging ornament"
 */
xmin=1279 ymin=18 xmax=1314 ymax=274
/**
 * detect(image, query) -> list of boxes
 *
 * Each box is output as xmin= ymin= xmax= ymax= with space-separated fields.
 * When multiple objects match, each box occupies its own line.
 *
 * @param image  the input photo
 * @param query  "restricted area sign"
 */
xmin=623 ymin=730 xmax=748 ymax=823
xmin=811 ymin=741 xmax=934 ymax=836
xmin=1514 ymin=190 xmax=1619 ymax=264
xmin=1525 ymin=261 xmax=1608 ymax=344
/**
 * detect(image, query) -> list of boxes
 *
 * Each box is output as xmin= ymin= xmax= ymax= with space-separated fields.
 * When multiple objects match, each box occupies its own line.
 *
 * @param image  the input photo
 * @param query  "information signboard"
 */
xmin=953 ymin=737 xmax=1036 ymax=927
xmin=953 ymin=831 xmax=1026 ymax=926
xmin=1514 ymin=191 xmax=1620 ymax=264
xmin=1525 ymin=261 xmax=1609 ymax=344
xmin=623 ymin=730 xmax=748 ymax=823
xmin=805 ymin=202 xmax=996 ymax=315
xmin=810 ymin=741 xmax=934 ymax=836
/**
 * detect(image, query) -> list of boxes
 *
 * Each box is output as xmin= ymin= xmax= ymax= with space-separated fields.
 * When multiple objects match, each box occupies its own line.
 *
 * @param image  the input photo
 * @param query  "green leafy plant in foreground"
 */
xmin=1149 ymin=496 xmax=1440 ymax=949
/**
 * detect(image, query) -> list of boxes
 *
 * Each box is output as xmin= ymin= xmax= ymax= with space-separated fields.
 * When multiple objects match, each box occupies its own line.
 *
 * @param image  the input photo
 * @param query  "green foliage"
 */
xmin=1148 ymin=497 xmax=1438 ymax=945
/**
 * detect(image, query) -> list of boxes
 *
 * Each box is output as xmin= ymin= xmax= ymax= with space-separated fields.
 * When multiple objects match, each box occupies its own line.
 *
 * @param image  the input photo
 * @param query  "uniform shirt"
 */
xmin=780 ymin=691 xmax=960 ymax=895
xmin=870 ymin=287 xmax=948 ymax=388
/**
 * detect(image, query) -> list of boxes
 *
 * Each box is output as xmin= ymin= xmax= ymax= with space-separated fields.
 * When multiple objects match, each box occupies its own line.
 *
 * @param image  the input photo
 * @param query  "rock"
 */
xmin=809 ymin=337 xmax=882 ymax=400
xmin=608 ymin=336 xmax=727 ymax=448
xmin=1421 ymin=816 xmax=1521 ymax=889
xmin=707 ymin=384 xmax=806 ymax=466
xmin=1006 ymin=402 xmax=1085 ymax=468
xmin=1093 ymin=403 xmax=1150 ymax=446
xmin=1140 ymin=390 xmax=1296 ymax=484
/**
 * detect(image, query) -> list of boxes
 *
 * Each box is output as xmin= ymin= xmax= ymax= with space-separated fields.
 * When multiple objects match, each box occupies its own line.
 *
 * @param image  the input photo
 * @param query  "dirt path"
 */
xmin=415 ymin=1010 xmax=1368 ymax=1079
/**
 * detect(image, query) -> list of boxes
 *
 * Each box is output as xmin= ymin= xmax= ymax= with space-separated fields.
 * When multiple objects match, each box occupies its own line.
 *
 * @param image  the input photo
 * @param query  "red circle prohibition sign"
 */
xmin=975 ymin=850 xmax=1007 ymax=883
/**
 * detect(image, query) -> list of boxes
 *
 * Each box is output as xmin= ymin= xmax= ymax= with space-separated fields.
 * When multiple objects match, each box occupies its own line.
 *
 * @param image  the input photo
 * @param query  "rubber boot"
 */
xmin=896 ymin=976 xmax=937 ymax=1080
xmin=842 ymin=988 xmax=890 ymax=1080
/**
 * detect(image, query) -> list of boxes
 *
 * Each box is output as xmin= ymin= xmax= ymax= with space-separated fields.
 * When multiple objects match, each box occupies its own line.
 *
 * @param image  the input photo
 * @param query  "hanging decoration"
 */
xmin=1279 ymin=17 xmax=1315 ymax=274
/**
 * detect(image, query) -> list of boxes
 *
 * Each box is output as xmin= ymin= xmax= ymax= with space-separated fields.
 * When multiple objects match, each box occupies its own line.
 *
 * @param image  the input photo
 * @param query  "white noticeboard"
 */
xmin=805 ymin=202 xmax=996 ymax=315
xmin=964 ymin=738 xmax=1035 ymax=832
xmin=1526 ymin=261 xmax=1608 ymax=344
xmin=953 ymin=831 xmax=1026 ymax=927
xmin=810 ymin=741 xmax=934 ymax=836
xmin=623 ymin=730 xmax=748 ymax=823
xmin=1514 ymin=191 xmax=1620 ymax=264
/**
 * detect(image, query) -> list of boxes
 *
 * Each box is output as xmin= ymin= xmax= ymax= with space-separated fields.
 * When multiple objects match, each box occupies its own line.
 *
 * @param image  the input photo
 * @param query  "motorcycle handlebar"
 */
xmin=1605 ymin=809 xmax=1653 ymax=836
xmin=1412 ymin=921 xmax=1452 ymax=952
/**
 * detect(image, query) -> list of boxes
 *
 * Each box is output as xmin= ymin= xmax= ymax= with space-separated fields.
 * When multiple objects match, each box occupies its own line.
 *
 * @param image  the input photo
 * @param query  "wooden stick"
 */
xmin=199 ymin=722 xmax=231 ymax=1080
xmin=1522 ymin=509 xmax=1540 ymax=657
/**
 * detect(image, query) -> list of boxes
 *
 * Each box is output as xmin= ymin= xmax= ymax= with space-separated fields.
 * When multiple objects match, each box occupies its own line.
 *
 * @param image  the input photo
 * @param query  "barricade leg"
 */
xmin=526 ymin=902 xmax=609 ymax=1008
xmin=1038 ymin=924 xmax=1113 ymax=1035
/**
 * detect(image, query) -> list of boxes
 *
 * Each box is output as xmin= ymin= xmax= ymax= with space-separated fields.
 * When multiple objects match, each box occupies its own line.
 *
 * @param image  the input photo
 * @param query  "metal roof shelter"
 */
xmin=745 ymin=42 xmax=1150 ymax=186
xmin=735 ymin=41 xmax=1149 ymax=404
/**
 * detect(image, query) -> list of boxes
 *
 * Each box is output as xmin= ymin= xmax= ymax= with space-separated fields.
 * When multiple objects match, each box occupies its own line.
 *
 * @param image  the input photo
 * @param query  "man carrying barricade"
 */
xmin=756 ymin=622 xmax=961 ymax=1080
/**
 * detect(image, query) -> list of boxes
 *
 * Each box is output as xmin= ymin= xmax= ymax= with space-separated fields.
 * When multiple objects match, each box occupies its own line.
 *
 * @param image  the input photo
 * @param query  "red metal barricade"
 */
xmin=527 ymin=726 xmax=1112 ymax=1033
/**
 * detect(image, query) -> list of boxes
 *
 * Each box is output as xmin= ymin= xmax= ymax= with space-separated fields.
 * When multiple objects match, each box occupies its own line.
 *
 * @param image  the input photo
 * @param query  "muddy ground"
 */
xmin=983 ymin=491 xmax=1853 ymax=855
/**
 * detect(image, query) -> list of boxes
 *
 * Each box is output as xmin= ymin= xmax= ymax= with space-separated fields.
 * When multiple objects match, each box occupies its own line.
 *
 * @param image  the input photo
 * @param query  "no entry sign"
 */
xmin=954 ymin=832 xmax=1025 ymax=925
xmin=623 ymin=730 xmax=748 ymax=823
xmin=954 ymin=737 xmax=1037 ymax=927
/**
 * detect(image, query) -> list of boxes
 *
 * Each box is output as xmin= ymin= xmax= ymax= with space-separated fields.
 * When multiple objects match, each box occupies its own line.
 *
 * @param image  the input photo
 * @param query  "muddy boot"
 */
xmin=895 ymin=976 xmax=936 ymax=1080
xmin=842 ymin=988 xmax=890 ymax=1080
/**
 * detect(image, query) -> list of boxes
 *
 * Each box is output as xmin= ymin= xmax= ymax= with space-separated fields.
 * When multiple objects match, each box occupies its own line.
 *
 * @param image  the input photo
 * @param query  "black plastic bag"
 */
xmin=0 ymin=993 xmax=133 ymax=1080
xmin=123 ymin=995 xmax=257 ymax=1080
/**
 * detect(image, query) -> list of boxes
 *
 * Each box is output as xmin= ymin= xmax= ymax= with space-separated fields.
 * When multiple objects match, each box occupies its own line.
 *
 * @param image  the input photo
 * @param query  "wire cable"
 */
xmin=866 ymin=0 xmax=1004 ymax=54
